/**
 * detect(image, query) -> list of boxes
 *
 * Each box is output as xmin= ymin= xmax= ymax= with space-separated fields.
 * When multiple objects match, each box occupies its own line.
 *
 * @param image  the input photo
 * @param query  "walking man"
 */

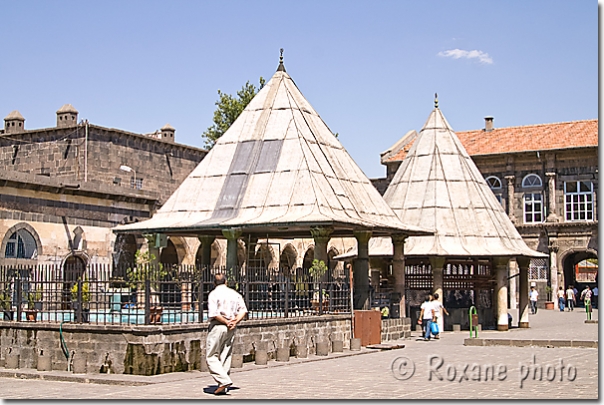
xmin=529 ymin=286 xmax=539 ymax=314
xmin=418 ymin=294 xmax=435 ymax=341
xmin=592 ymin=285 xmax=598 ymax=309
xmin=206 ymin=273 xmax=248 ymax=395
xmin=431 ymin=293 xmax=449 ymax=339
xmin=566 ymin=285 xmax=575 ymax=311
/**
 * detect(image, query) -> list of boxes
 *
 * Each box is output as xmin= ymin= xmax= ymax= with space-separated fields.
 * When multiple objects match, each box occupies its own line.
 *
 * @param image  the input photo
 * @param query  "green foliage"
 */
xmin=309 ymin=259 xmax=328 ymax=280
xmin=71 ymin=278 xmax=90 ymax=303
xmin=0 ymin=290 xmax=11 ymax=311
xmin=126 ymin=250 xmax=167 ymax=290
xmin=202 ymin=77 xmax=266 ymax=149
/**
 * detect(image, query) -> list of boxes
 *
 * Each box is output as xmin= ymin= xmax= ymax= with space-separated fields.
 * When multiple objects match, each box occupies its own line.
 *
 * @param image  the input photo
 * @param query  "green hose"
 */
xmin=59 ymin=321 xmax=69 ymax=361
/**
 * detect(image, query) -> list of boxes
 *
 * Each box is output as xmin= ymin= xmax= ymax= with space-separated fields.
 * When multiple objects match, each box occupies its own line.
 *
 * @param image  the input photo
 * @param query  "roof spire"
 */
xmin=434 ymin=93 xmax=439 ymax=109
xmin=277 ymin=48 xmax=286 ymax=72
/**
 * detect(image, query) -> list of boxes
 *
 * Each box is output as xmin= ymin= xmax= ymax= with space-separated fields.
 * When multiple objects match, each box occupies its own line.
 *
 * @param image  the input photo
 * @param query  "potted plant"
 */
xmin=25 ymin=292 xmax=38 ymax=321
xmin=544 ymin=286 xmax=555 ymax=310
xmin=0 ymin=290 xmax=13 ymax=321
xmin=71 ymin=278 xmax=90 ymax=322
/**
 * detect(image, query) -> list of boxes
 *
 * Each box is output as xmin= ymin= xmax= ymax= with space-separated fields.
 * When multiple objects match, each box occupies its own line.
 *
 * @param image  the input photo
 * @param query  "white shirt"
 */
xmin=593 ymin=287 xmax=598 ymax=296
xmin=208 ymin=284 xmax=247 ymax=321
xmin=529 ymin=289 xmax=539 ymax=301
xmin=421 ymin=300 xmax=434 ymax=320
xmin=432 ymin=300 xmax=444 ymax=318
xmin=566 ymin=288 xmax=575 ymax=300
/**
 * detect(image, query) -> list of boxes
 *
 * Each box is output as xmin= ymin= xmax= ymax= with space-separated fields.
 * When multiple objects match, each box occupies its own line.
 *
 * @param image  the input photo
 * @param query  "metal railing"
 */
xmin=0 ymin=263 xmax=351 ymax=325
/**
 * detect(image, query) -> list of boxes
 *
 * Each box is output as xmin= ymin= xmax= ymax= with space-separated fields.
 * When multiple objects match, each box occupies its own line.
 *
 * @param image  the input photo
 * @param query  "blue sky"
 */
xmin=1 ymin=1 xmax=597 ymax=178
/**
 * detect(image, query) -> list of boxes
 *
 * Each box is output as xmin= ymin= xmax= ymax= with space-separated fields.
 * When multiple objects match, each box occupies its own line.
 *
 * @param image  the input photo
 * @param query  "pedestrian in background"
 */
xmin=529 ymin=286 xmax=539 ymax=314
xmin=557 ymin=286 xmax=565 ymax=312
xmin=431 ymin=293 xmax=448 ymax=339
xmin=418 ymin=294 xmax=435 ymax=341
xmin=580 ymin=285 xmax=592 ymax=310
xmin=206 ymin=273 xmax=248 ymax=395
xmin=592 ymin=285 xmax=598 ymax=309
xmin=566 ymin=285 xmax=575 ymax=311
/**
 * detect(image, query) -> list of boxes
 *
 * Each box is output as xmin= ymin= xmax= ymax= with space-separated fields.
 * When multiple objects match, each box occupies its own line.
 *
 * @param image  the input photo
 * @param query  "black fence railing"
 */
xmin=0 ymin=263 xmax=351 ymax=325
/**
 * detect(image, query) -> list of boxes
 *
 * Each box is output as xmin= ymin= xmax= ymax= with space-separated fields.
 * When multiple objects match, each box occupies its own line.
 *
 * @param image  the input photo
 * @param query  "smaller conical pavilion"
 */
xmin=337 ymin=97 xmax=545 ymax=329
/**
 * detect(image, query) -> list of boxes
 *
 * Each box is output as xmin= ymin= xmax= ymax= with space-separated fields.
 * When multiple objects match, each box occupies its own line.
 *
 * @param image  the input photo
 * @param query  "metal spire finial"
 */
xmin=277 ymin=48 xmax=286 ymax=72
xmin=434 ymin=93 xmax=439 ymax=109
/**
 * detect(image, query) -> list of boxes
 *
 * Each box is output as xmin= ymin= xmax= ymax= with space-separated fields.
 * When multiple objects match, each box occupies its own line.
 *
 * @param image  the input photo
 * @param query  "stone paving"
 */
xmin=0 ymin=309 xmax=598 ymax=400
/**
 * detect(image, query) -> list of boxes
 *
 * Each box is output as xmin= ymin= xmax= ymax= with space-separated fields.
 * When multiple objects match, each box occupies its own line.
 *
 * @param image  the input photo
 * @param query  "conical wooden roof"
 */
xmin=336 ymin=105 xmax=546 ymax=259
xmin=116 ymin=64 xmax=430 ymax=238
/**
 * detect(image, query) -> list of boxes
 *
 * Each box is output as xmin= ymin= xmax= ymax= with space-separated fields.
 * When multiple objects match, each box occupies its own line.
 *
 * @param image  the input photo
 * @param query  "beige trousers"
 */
xmin=206 ymin=321 xmax=235 ymax=386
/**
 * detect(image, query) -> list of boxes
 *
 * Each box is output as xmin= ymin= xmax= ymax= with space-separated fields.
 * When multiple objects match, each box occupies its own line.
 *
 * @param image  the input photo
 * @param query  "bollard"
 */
xmin=332 ymin=340 xmax=344 ymax=353
xmin=231 ymin=354 xmax=244 ymax=368
xmin=255 ymin=350 xmax=268 ymax=365
xmin=72 ymin=353 xmax=87 ymax=374
xmin=276 ymin=347 xmax=290 ymax=362
xmin=0 ymin=357 xmax=4 ymax=368
xmin=315 ymin=341 xmax=329 ymax=356
xmin=415 ymin=325 xmax=423 ymax=333
xmin=350 ymin=338 xmax=361 ymax=351
xmin=452 ymin=324 xmax=461 ymax=332
xmin=296 ymin=344 xmax=308 ymax=358
xmin=5 ymin=353 xmax=20 ymax=369
xmin=37 ymin=350 xmax=52 ymax=372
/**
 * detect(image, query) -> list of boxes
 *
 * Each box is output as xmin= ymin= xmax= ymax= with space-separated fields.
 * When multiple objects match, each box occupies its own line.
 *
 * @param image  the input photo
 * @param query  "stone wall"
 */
xmin=0 ymin=314 xmax=354 ymax=376
xmin=381 ymin=317 xmax=412 ymax=341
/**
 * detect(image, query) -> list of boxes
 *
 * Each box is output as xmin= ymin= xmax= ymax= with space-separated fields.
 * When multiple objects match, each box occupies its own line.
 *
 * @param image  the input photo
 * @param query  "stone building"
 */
xmin=378 ymin=117 xmax=598 ymax=308
xmin=0 ymin=105 xmax=206 ymax=274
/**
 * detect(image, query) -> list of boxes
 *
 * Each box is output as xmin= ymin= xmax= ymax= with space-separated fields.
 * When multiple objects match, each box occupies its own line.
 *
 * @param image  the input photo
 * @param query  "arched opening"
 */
xmin=280 ymin=244 xmax=297 ymax=276
xmin=562 ymin=250 xmax=598 ymax=304
xmin=327 ymin=247 xmax=340 ymax=279
xmin=159 ymin=239 xmax=180 ymax=307
xmin=254 ymin=244 xmax=274 ymax=269
xmin=303 ymin=246 xmax=314 ymax=271
xmin=113 ymin=234 xmax=138 ymax=276
xmin=3 ymin=228 xmax=38 ymax=260
xmin=62 ymin=256 xmax=86 ymax=310
xmin=160 ymin=239 xmax=180 ymax=265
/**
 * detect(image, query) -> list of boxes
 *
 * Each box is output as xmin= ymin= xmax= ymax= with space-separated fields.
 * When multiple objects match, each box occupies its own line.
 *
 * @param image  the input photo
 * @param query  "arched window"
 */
xmin=485 ymin=176 xmax=502 ymax=189
xmin=4 ymin=229 xmax=38 ymax=259
xmin=522 ymin=174 xmax=542 ymax=188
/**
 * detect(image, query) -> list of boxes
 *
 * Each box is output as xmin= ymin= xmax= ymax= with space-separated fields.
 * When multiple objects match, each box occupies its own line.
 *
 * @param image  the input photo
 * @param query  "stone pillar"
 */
xmin=549 ymin=242 xmax=559 ymax=306
xmin=517 ymin=257 xmax=530 ymax=328
xmin=391 ymin=234 xmax=408 ymax=318
xmin=197 ymin=236 xmax=215 ymax=268
xmin=508 ymin=259 xmax=518 ymax=309
xmin=429 ymin=257 xmax=446 ymax=333
xmin=143 ymin=234 xmax=161 ymax=266
xmin=310 ymin=227 xmax=333 ymax=267
xmin=353 ymin=230 xmax=372 ymax=310
xmin=222 ymin=228 xmax=242 ymax=273
xmin=505 ymin=175 xmax=516 ymax=224
xmin=493 ymin=257 xmax=509 ymax=331
xmin=546 ymin=172 xmax=559 ymax=222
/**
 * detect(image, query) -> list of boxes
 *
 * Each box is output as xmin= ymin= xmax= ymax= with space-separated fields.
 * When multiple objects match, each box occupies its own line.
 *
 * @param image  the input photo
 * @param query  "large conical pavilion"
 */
xmin=115 ymin=53 xmax=430 ymax=309
xmin=337 ymin=98 xmax=546 ymax=329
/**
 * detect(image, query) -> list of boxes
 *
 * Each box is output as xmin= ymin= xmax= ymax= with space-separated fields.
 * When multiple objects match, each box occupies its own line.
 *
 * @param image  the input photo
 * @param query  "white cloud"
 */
xmin=438 ymin=49 xmax=493 ymax=64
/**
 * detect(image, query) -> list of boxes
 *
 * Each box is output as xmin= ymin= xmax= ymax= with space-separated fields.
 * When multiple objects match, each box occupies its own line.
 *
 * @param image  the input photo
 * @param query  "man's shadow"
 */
xmin=203 ymin=385 xmax=240 ymax=395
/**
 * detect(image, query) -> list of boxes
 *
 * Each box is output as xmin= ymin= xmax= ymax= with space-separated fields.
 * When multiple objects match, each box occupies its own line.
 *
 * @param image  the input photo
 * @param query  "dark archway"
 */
xmin=280 ymin=244 xmax=297 ymax=276
xmin=562 ymin=250 xmax=598 ymax=292
xmin=62 ymin=255 xmax=86 ymax=310
xmin=113 ymin=234 xmax=137 ymax=276
xmin=303 ymin=246 xmax=314 ymax=271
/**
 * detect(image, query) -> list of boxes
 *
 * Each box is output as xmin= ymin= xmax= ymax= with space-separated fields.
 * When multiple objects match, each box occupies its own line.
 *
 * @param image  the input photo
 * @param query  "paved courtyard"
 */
xmin=0 ymin=309 xmax=598 ymax=400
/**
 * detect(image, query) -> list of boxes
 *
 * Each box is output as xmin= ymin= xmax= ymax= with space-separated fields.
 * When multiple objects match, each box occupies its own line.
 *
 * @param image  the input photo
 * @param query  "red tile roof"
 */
xmin=384 ymin=119 xmax=598 ymax=163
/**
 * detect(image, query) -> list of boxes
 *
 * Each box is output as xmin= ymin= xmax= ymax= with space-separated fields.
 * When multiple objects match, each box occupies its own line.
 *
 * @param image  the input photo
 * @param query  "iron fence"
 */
xmin=0 ymin=263 xmax=351 ymax=325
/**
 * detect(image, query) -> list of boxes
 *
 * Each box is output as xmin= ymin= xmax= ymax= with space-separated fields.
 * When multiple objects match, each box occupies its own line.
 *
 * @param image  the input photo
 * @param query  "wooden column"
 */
xmin=493 ymin=257 xmax=509 ymax=331
xmin=517 ymin=256 xmax=530 ymax=328
xmin=391 ymin=234 xmax=408 ymax=317
xmin=353 ymin=230 xmax=372 ymax=310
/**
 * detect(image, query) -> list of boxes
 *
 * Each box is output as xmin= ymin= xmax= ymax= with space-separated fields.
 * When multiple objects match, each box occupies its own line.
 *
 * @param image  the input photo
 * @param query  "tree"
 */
xmin=202 ymin=77 xmax=266 ymax=149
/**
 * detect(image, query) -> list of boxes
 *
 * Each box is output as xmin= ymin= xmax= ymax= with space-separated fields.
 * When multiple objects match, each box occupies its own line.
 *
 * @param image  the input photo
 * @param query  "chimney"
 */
xmin=484 ymin=116 xmax=494 ymax=131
